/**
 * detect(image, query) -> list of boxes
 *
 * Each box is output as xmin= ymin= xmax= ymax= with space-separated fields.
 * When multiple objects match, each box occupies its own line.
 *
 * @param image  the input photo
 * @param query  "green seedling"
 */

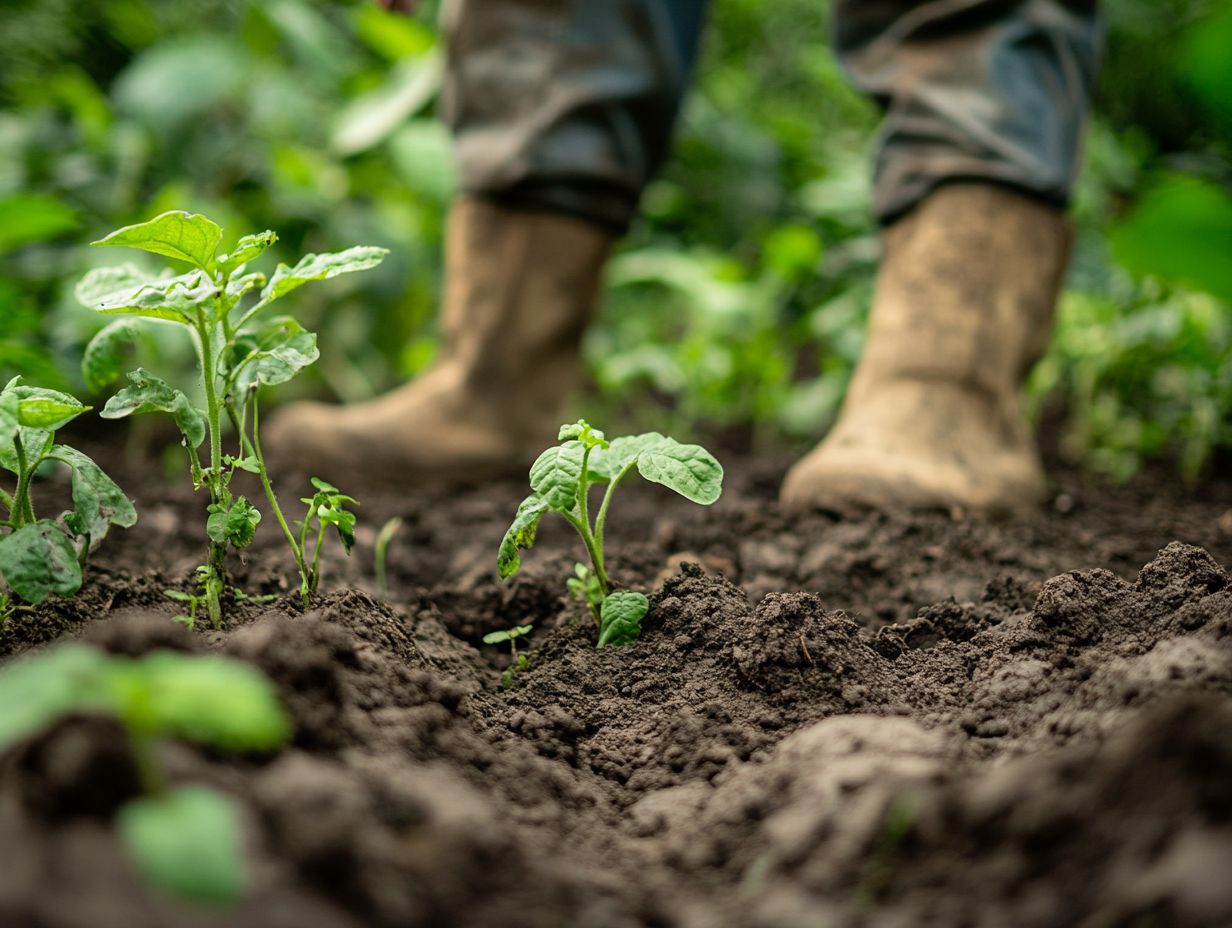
xmin=294 ymin=477 xmax=357 ymax=605
xmin=0 ymin=377 xmax=135 ymax=620
xmin=77 ymin=211 xmax=386 ymax=624
xmin=0 ymin=642 xmax=291 ymax=906
xmin=374 ymin=515 xmax=403 ymax=600
xmin=499 ymin=420 xmax=723 ymax=647
xmin=483 ymin=623 xmax=532 ymax=689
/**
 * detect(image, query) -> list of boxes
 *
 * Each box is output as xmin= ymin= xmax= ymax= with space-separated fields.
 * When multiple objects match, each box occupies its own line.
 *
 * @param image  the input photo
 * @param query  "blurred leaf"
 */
xmin=0 ymin=194 xmax=77 ymax=251
xmin=1180 ymin=7 xmax=1232 ymax=125
xmin=113 ymin=35 xmax=246 ymax=131
xmin=353 ymin=4 xmax=435 ymax=61
xmin=332 ymin=54 xmax=441 ymax=156
xmin=1111 ymin=177 xmax=1232 ymax=302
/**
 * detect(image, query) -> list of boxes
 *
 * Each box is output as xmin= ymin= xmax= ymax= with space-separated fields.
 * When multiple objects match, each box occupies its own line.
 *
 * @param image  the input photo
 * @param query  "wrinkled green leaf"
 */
xmin=75 ymin=265 xmax=151 ymax=306
xmin=588 ymin=433 xmax=664 ymax=481
xmin=0 ymin=644 xmax=111 ymax=749
xmin=256 ymin=246 xmax=388 ymax=309
xmin=82 ymin=319 xmax=143 ymax=392
xmin=529 ymin=442 xmax=584 ymax=512
xmin=230 ymin=317 xmax=319 ymax=392
xmin=118 ymin=787 xmax=247 ymax=907
xmin=89 ymin=270 xmax=219 ymax=324
xmin=598 ymin=591 xmax=649 ymax=648
xmin=206 ymin=498 xmax=261 ymax=548
xmin=0 ymin=521 xmax=82 ymax=604
xmin=92 ymin=211 xmax=223 ymax=272
xmin=219 ymin=231 xmax=277 ymax=273
xmin=49 ymin=445 xmax=137 ymax=546
xmin=635 ymin=435 xmax=724 ymax=504
xmin=130 ymin=651 xmax=291 ymax=750
xmin=498 ymin=495 xmax=549 ymax=580
xmin=102 ymin=369 xmax=206 ymax=449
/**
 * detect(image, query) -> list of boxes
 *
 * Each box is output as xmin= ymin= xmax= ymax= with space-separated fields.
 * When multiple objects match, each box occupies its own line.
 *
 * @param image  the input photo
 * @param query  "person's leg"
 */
xmin=267 ymin=0 xmax=708 ymax=485
xmin=781 ymin=0 xmax=1101 ymax=513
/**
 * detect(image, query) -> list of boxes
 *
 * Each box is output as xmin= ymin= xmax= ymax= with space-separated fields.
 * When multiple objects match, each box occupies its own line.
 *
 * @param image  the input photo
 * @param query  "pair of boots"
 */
xmin=267 ymin=183 xmax=1070 ymax=514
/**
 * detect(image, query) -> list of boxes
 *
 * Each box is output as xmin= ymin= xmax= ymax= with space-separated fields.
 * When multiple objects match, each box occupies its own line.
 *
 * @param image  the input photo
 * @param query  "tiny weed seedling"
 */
xmin=0 ymin=377 xmax=135 ymax=620
xmin=374 ymin=515 xmax=403 ymax=600
xmin=77 ymin=211 xmax=385 ymax=624
xmin=499 ymin=420 xmax=723 ymax=647
xmin=483 ymin=624 xmax=532 ymax=688
xmin=0 ymin=643 xmax=291 ymax=906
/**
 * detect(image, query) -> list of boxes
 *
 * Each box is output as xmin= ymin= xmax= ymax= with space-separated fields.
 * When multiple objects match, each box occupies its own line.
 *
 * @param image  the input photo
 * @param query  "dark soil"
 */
xmin=2 ymin=442 xmax=1231 ymax=928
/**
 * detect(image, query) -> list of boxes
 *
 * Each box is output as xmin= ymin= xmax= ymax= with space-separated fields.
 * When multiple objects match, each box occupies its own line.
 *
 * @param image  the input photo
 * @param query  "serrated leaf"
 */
xmin=89 ymin=269 xmax=219 ymax=324
xmin=635 ymin=436 xmax=724 ymax=504
xmin=0 ymin=521 xmax=83 ymax=604
xmin=102 ymin=369 xmax=206 ymax=449
xmin=49 ymin=445 xmax=137 ymax=547
xmin=206 ymin=498 xmax=261 ymax=548
xmin=218 ymin=230 xmax=277 ymax=273
xmin=498 ymin=495 xmax=549 ymax=580
xmin=82 ymin=319 xmax=142 ymax=392
xmin=597 ymin=590 xmax=649 ymax=647
xmin=529 ymin=442 xmax=584 ymax=512
xmin=92 ymin=211 xmax=223 ymax=272
xmin=10 ymin=385 xmax=89 ymax=430
xmin=0 ymin=643 xmax=112 ymax=749
xmin=255 ymin=246 xmax=388 ymax=309
xmin=230 ymin=317 xmax=319 ymax=392
xmin=118 ymin=787 xmax=247 ymax=907
xmin=75 ymin=264 xmax=152 ymax=306
xmin=130 ymin=651 xmax=291 ymax=750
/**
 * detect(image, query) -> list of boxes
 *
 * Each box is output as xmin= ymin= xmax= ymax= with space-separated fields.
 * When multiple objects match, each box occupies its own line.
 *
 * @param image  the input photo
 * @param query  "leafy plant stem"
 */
xmin=192 ymin=314 xmax=228 ymax=628
xmin=11 ymin=434 xmax=36 ymax=527
xmin=249 ymin=394 xmax=310 ymax=606
xmin=593 ymin=459 xmax=636 ymax=564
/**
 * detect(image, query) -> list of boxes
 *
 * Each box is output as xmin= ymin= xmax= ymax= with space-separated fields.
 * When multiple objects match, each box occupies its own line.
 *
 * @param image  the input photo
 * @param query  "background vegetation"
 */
xmin=1 ymin=0 xmax=1229 ymax=479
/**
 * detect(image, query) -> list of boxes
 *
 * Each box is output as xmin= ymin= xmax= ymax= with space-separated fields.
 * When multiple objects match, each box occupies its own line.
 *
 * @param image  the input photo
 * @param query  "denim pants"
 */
xmin=440 ymin=0 xmax=1102 ymax=230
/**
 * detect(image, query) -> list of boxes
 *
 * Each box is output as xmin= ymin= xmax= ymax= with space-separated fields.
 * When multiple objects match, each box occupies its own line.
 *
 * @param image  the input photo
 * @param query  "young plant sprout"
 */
xmin=0 ymin=643 xmax=291 ymax=906
xmin=374 ymin=515 xmax=403 ymax=601
xmin=499 ymin=420 xmax=723 ymax=647
xmin=483 ymin=624 xmax=533 ymax=688
xmin=77 ymin=211 xmax=384 ymax=624
xmin=0 ymin=377 xmax=135 ymax=620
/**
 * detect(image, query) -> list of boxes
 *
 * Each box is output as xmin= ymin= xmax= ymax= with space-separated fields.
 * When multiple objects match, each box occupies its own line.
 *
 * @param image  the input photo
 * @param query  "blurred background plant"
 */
xmin=0 ymin=0 xmax=1228 ymax=480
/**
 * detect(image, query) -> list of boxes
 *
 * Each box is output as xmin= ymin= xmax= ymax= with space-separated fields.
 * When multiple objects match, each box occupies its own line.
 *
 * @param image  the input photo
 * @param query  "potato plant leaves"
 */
xmin=206 ymin=498 xmax=261 ymax=549
xmin=498 ymin=495 xmax=549 ymax=580
xmin=598 ymin=590 xmax=649 ymax=648
xmin=92 ymin=211 xmax=224 ymax=272
xmin=119 ymin=787 xmax=247 ymax=907
xmin=218 ymin=230 xmax=277 ymax=274
xmin=50 ymin=445 xmax=139 ymax=547
xmin=101 ymin=368 xmax=206 ymax=449
xmin=0 ymin=521 xmax=82 ymax=603
xmin=529 ymin=442 xmax=585 ymax=512
xmin=230 ymin=317 xmax=319 ymax=392
xmin=256 ymin=246 xmax=388 ymax=309
xmin=81 ymin=319 xmax=143 ymax=392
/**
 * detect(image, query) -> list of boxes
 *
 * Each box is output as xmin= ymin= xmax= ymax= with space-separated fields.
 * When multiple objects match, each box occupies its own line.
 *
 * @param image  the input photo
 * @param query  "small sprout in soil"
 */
xmin=374 ymin=515 xmax=403 ymax=600
xmin=78 ymin=211 xmax=386 ymax=624
xmin=483 ymin=624 xmax=533 ymax=688
xmin=294 ymin=477 xmax=357 ymax=605
xmin=0 ymin=642 xmax=292 ymax=906
xmin=0 ymin=377 xmax=135 ymax=620
xmin=499 ymin=420 xmax=723 ymax=647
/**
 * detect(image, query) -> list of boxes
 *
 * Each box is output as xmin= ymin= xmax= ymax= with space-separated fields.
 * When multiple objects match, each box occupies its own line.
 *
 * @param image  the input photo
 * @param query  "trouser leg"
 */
xmin=441 ymin=0 xmax=710 ymax=234
xmin=833 ymin=0 xmax=1103 ymax=223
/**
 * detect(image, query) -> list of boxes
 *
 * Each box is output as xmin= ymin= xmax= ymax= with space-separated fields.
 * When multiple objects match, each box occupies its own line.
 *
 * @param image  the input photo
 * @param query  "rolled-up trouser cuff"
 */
xmin=834 ymin=0 xmax=1103 ymax=224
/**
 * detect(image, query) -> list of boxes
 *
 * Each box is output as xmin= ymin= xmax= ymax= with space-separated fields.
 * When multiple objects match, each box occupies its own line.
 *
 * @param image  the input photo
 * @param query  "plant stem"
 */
xmin=11 ymin=434 xmax=33 ymax=528
xmin=194 ymin=317 xmax=227 ymax=628
xmin=250 ymin=394 xmax=310 ymax=606
xmin=593 ymin=460 xmax=636 ymax=569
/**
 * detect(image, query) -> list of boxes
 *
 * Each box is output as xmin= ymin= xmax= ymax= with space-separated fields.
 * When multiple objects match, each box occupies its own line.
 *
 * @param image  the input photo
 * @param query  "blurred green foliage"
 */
xmin=0 ymin=0 xmax=1228 ymax=479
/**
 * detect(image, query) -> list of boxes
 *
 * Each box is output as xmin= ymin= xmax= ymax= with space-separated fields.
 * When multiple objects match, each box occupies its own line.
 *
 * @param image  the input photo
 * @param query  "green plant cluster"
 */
xmin=0 ymin=642 xmax=291 ymax=906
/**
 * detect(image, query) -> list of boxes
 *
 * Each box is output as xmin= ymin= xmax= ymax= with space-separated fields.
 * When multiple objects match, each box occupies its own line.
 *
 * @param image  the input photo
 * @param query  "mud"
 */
xmin=1 ymin=446 xmax=1230 ymax=927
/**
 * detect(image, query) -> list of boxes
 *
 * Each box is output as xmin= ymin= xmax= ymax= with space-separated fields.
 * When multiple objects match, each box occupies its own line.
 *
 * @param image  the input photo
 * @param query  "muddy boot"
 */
xmin=264 ymin=197 xmax=612 ymax=485
xmin=780 ymin=183 xmax=1072 ymax=515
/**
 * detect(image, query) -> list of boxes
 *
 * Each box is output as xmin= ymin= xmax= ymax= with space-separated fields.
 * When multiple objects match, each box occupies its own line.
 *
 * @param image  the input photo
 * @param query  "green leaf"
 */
xmin=0 ymin=521 xmax=83 ymax=604
xmin=635 ymin=435 xmax=724 ymax=504
xmin=0 ymin=644 xmax=112 ymax=749
xmin=75 ymin=265 xmax=152 ymax=306
xmin=10 ymin=384 xmax=90 ymax=430
xmin=118 ymin=787 xmax=247 ymax=907
xmin=256 ymin=246 xmax=388 ymax=309
xmin=529 ymin=442 xmax=584 ymax=512
xmin=230 ymin=317 xmax=319 ymax=392
xmin=130 ymin=651 xmax=291 ymax=750
xmin=88 ymin=270 xmax=219 ymax=324
xmin=598 ymin=591 xmax=649 ymax=647
xmin=82 ymin=319 xmax=142 ymax=392
xmin=92 ymin=211 xmax=224 ymax=273
xmin=219 ymin=231 xmax=277 ymax=273
xmin=498 ymin=495 xmax=549 ymax=580
xmin=206 ymin=498 xmax=261 ymax=548
xmin=225 ymin=271 xmax=265 ymax=302
xmin=482 ymin=624 xmax=532 ymax=645
xmin=49 ymin=445 xmax=137 ymax=546
xmin=588 ymin=433 xmax=662 ymax=480
xmin=0 ymin=194 xmax=78 ymax=252
xmin=102 ymin=369 xmax=206 ymax=449
xmin=317 ymin=506 xmax=356 ymax=555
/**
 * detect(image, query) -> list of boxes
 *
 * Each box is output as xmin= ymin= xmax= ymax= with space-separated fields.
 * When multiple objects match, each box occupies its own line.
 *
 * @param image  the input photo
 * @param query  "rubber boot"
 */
xmin=780 ymin=183 xmax=1072 ymax=515
xmin=264 ymin=197 xmax=612 ymax=485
